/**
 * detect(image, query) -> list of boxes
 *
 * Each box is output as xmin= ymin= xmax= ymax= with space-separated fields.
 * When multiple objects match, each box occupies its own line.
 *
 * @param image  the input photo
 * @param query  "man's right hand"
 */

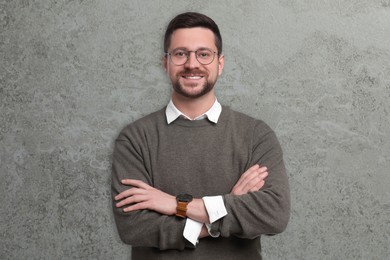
xmin=231 ymin=164 xmax=268 ymax=195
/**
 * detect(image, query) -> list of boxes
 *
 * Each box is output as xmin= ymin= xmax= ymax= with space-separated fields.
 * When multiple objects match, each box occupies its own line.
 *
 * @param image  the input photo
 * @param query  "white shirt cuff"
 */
xmin=183 ymin=218 xmax=203 ymax=246
xmin=202 ymin=195 xmax=228 ymax=223
xmin=205 ymin=223 xmax=221 ymax=238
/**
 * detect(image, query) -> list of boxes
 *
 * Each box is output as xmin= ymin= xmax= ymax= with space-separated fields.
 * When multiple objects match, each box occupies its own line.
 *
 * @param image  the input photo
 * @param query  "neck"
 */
xmin=172 ymin=91 xmax=216 ymax=120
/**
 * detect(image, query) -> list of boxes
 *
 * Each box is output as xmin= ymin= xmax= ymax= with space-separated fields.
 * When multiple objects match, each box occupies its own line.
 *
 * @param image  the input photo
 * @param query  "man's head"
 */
xmin=163 ymin=12 xmax=224 ymax=100
xmin=164 ymin=12 xmax=222 ymax=56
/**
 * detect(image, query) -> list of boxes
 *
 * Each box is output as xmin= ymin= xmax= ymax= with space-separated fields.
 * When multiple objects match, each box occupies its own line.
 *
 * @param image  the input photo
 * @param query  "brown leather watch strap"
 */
xmin=175 ymin=201 xmax=189 ymax=218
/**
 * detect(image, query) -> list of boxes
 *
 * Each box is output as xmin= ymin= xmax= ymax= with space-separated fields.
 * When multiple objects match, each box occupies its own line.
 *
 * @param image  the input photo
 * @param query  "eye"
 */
xmin=197 ymin=50 xmax=211 ymax=58
xmin=173 ymin=50 xmax=187 ymax=58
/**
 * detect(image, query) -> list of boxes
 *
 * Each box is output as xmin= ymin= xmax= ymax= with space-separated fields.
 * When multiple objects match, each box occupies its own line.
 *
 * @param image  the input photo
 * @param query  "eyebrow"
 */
xmin=171 ymin=47 xmax=214 ymax=52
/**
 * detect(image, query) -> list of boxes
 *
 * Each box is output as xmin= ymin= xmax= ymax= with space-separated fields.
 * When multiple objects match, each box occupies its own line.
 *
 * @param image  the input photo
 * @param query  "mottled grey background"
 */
xmin=1 ymin=0 xmax=389 ymax=259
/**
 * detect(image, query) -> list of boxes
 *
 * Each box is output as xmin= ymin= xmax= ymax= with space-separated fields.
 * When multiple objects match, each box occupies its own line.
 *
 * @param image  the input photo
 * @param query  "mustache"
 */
xmin=178 ymin=69 xmax=207 ymax=75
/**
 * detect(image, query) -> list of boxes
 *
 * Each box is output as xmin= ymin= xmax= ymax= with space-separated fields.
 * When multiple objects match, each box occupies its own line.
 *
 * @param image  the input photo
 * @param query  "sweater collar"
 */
xmin=165 ymin=98 xmax=222 ymax=124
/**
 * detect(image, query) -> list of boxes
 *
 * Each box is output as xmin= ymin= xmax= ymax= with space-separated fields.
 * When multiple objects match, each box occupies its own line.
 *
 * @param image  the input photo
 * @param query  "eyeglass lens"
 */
xmin=169 ymin=49 xmax=215 ymax=65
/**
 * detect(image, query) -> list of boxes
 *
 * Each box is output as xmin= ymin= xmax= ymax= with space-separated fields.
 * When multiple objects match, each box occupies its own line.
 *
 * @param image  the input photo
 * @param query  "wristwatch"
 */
xmin=175 ymin=194 xmax=193 ymax=218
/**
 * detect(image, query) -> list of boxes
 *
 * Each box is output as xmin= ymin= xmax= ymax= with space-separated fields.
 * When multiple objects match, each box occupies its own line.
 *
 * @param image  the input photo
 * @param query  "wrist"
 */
xmin=199 ymin=224 xmax=210 ymax=239
xmin=186 ymin=198 xmax=209 ymax=224
xmin=175 ymin=194 xmax=193 ymax=218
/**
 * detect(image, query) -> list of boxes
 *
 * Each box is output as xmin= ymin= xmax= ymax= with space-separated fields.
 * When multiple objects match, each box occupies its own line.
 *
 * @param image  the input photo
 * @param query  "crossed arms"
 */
xmin=114 ymin=164 xmax=269 ymax=239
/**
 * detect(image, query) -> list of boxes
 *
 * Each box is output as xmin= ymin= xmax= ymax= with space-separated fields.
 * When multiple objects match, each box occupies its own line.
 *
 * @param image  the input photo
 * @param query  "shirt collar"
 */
xmin=165 ymin=98 xmax=222 ymax=124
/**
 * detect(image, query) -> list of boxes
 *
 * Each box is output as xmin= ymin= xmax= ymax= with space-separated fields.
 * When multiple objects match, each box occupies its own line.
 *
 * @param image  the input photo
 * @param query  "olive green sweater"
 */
xmin=111 ymin=106 xmax=290 ymax=260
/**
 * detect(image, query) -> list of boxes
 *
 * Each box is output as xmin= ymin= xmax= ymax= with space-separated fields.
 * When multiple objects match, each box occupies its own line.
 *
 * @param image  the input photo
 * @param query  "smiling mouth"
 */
xmin=181 ymin=75 xmax=204 ymax=80
xmin=183 ymin=76 xmax=202 ymax=80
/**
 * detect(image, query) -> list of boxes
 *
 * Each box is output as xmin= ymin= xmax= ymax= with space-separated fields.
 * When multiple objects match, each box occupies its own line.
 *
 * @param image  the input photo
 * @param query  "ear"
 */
xmin=218 ymin=54 xmax=224 ymax=76
xmin=163 ymin=55 xmax=168 ymax=72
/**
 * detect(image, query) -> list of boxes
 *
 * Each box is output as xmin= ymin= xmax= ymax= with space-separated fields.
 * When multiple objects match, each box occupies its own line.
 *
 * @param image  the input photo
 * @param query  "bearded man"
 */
xmin=112 ymin=12 xmax=290 ymax=260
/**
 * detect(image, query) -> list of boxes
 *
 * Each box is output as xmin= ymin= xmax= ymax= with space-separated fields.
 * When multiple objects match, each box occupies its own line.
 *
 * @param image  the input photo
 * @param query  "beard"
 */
xmin=172 ymin=69 xmax=217 ymax=99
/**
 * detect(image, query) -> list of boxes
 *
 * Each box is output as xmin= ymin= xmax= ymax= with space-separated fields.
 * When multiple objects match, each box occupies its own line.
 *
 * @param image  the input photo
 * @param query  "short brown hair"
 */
xmin=164 ymin=12 xmax=222 ymax=55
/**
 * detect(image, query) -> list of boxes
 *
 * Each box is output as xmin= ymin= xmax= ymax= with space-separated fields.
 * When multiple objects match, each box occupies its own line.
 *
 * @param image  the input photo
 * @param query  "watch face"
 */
xmin=177 ymin=193 xmax=193 ymax=202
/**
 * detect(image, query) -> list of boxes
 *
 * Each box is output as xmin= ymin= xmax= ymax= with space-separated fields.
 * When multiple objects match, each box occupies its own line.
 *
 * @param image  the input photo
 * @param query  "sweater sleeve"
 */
xmin=212 ymin=121 xmax=291 ymax=239
xmin=111 ymin=135 xmax=191 ymax=250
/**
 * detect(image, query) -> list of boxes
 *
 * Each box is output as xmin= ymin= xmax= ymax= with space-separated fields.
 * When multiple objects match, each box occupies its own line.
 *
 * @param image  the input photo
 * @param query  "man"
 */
xmin=112 ymin=12 xmax=290 ymax=260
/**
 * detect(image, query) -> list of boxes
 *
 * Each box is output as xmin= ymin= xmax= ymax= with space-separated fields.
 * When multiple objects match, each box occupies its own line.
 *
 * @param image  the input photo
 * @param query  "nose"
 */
xmin=184 ymin=51 xmax=200 ymax=69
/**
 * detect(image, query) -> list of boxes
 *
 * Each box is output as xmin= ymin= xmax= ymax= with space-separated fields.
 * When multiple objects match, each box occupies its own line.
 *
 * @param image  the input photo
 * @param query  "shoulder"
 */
xmin=221 ymin=106 xmax=273 ymax=134
xmin=116 ymin=108 xmax=166 ymax=141
xmin=223 ymin=107 xmax=283 ymax=157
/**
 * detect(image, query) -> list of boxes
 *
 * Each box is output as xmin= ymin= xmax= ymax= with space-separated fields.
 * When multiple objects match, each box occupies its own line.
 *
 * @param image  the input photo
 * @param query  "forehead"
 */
xmin=169 ymin=27 xmax=216 ymax=50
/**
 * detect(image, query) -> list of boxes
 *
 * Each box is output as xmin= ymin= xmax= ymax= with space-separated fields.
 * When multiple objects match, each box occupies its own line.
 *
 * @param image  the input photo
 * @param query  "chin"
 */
xmin=174 ymin=84 xmax=214 ymax=99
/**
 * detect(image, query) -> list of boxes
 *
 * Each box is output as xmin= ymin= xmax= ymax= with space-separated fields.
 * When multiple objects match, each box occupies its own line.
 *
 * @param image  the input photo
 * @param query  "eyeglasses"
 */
xmin=165 ymin=48 xmax=217 ymax=66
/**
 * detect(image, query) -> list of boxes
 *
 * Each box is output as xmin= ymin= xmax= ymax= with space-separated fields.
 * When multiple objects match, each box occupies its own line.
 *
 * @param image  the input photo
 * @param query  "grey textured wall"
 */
xmin=1 ymin=1 xmax=389 ymax=259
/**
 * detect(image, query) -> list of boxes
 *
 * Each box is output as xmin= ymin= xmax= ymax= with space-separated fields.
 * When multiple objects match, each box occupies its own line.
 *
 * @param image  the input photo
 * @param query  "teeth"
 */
xmin=183 ymin=76 xmax=202 ymax=79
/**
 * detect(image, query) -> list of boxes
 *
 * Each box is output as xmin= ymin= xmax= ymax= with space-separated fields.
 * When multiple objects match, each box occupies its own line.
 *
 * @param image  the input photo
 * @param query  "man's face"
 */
xmin=164 ymin=27 xmax=224 ymax=99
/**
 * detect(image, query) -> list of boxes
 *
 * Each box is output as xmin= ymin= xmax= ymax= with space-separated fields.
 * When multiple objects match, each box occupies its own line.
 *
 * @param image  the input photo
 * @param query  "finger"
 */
xmin=116 ymin=194 xmax=148 ymax=208
xmin=247 ymin=170 xmax=268 ymax=187
xmin=123 ymin=202 xmax=149 ymax=212
xmin=235 ymin=165 xmax=260 ymax=187
xmin=121 ymin=179 xmax=151 ymax=189
xmin=249 ymin=180 xmax=265 ymax=192
xmin=232 ymin=165 xmax=268 ymax=195
xmin=115 ymin=187 xmax=147 ymax=201
xmin=258 ymin=166 xmax=268 ymax=173
xmin=232 ymin=172 xmax=260 ymax=195
xmin=259 ymin=170 xmax=268 ymax=180
xmin=242 ymin=164 xmax=260 ymax=178
xmin=232 ymin=171 xmax=259 ymax=194
xmin=243 ymin=165 xmax=266 ymax=181
xmin=239 ymin=168 xmax=265 ymax=190
xmin=241 ymin=171 xmax=268 ymax=193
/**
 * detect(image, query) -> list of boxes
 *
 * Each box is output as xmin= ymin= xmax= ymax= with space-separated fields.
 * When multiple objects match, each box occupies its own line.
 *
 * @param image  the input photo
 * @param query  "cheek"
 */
xmin=167 ymin=66 xmax=178 ymax=78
